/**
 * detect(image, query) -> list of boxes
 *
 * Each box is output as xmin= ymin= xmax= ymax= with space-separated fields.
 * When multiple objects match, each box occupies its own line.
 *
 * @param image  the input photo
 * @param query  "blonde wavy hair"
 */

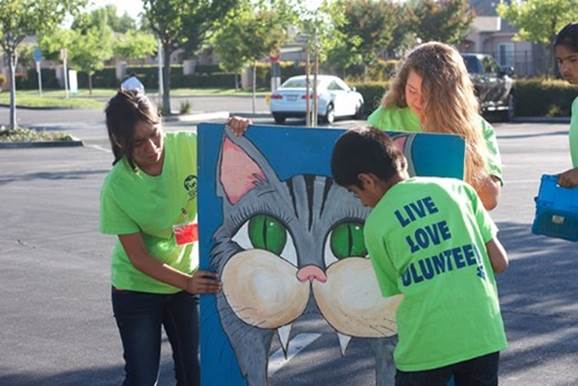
xmin=383 ymin=42 xmax=488 ymax=187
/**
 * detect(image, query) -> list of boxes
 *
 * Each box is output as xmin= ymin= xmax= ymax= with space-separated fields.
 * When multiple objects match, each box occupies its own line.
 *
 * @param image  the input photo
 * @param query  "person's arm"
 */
xmin=119 ymin=232 xmax=221 ymax=294
xmin=476 ymin=175 xmax=501 ymax=211
xmin=364 ymin=220 xmax=400 ymax=297
xmin=485 ymin=238 xmax=509 ymax=273
xmin=558 ymin=167 xmax=578 ymax=188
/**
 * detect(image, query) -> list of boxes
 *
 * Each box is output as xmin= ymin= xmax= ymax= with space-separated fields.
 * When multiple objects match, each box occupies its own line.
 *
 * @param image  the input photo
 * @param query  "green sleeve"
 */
xmin=367 ymin=106 xmax=385 ymax=129
xmin=364 ymin=222 xmax=401 ymax=296
xmin=479 ymin=116 xmax=503 ymax=182
xmin=464 ymin=182 xmax=498 ymax=243
xmin=99 ymin=182 xmax=140 ymax=235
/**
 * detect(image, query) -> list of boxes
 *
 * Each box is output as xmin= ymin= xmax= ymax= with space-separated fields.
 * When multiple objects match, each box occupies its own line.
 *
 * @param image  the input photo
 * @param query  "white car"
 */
xmin=269 ymin=75 xmax=364 ymax=124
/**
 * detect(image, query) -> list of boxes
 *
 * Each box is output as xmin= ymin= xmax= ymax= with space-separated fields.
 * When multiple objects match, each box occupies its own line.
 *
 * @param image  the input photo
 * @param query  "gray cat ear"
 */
xmin=217 ymin=129 xmax=281 ymax=205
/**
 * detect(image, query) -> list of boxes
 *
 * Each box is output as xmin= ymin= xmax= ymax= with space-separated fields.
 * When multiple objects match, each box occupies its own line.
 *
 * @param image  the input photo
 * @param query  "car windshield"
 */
xmin=462 ymin=56 xmax=482 ymax=74
xmin=280 ymin=78 xmax=322 ymax=89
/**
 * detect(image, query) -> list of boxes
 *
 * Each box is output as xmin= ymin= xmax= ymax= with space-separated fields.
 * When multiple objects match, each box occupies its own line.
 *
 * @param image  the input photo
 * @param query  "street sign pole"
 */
xmin=36 ymin=61 xmax=42 ymax=96
xmin=33 ymin=47 xmax=43 ymax=96
xmin=61 ymin=48 xmax=69 ymax=99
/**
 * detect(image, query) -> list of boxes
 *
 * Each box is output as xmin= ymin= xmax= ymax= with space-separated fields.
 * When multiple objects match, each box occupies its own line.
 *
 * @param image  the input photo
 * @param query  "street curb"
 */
xmin=511 ymin=116 xmax=570 ymax=124
xmin=0 ymin=103 xmax=82 ymax=110
xmin=0 ymin=136 xmax=84 ymax=149
xmin=163 ymin=111 xmax=271 ymax=123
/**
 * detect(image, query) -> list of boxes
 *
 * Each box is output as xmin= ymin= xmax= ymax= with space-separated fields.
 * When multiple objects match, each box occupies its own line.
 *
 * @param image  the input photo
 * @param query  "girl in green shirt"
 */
xmin=368 ymin=42 xmax=503 ymax=211
xmin=555 ymin=23 xmax=578 ymax=188
xmin=100 ymin=90 xmax=248 ymax=385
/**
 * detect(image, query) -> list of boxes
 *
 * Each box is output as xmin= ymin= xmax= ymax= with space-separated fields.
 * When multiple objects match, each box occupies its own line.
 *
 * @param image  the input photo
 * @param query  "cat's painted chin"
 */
xmin=221 ymin=250 xmax=401 ymax=340
xmin=221 ymin=250 xmax=309 ymax=328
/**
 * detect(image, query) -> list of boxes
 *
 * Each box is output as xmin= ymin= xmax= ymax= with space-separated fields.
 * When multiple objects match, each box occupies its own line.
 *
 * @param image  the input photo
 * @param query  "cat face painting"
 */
xmin=198 ymin=124 xmax=465 ymax=386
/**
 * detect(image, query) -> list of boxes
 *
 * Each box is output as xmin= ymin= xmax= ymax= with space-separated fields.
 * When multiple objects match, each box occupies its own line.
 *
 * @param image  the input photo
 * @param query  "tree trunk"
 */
xmin=8 ymin=50 xmax=17 ymax=130
xmin=88 ymin=73 xmax=93 ymax=96
xmin=305 ymin=48 xmax=311 ymax=126
xmin=162 ymin=44 xmax=172 ymax=115
xmin=252 ymin=62 xmax=256 ymax=114
xmin=234 ymin=73 xmax=239 ymax=90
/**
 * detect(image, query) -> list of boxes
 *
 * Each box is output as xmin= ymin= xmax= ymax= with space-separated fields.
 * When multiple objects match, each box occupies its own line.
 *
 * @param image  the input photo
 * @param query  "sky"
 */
xmin=91 ymin=0 xmax=144 ymax=21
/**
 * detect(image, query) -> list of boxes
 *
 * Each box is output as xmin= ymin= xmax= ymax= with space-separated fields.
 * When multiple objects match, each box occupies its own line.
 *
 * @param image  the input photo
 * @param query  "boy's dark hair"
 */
xmin=105 ymin=90 xmax=160 ymax=170
xmin=331 ymin=127 xmax=406 ymax=188
xmin=555 ymin=22 xmax=578 ymax=52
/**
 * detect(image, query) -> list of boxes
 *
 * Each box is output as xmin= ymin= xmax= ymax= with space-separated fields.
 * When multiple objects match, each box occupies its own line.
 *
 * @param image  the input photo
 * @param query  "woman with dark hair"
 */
xmin=554 ymin=22 xmax=578 ymax=188
xmin=100 ymin=89 xmax=247 ymax=385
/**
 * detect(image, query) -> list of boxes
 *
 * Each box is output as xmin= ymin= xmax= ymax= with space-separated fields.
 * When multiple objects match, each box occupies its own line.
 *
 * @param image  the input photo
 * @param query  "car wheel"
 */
xmin=324 ymin=104 xmax=335 ymax=124
xmin=354 ymin=101 xmax=364 ymax=119
xmin=273 ymin=113 xmax=286 ymax=124
xmin=500 ymin=94 xmax=515 ymax=122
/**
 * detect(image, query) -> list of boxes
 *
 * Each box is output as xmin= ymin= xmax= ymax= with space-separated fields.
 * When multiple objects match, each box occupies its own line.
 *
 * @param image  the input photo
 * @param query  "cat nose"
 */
xmin=297 ymin=265 xmax=327 ymax=283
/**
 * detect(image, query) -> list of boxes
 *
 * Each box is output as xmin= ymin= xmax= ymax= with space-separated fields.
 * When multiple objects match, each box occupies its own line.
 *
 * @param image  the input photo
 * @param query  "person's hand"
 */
xmin=186 ymin=270 xmax=221 ymax=294
xmin=558 ymin=168 xmax=578 ymax=188
xmin=227 ymin=116 xmax=252 ymax=136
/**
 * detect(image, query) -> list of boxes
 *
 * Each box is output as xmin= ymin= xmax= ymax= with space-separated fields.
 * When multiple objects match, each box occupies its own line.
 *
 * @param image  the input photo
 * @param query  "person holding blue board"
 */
xmin=331 ymin=127 xmax=509 ymax=386
xmin=554 ymin=23 xmax=578 ymax=188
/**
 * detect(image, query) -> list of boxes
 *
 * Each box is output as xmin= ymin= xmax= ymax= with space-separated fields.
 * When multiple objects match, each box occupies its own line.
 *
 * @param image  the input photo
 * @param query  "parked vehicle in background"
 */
xmin=461 ymin=53 xmax=515 ymax=121
xmin=269 ymin=75 xmax=364 ymax=124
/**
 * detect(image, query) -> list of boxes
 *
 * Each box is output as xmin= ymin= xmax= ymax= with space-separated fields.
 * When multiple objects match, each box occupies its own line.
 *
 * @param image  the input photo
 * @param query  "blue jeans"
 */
xmin=111 ymin=288 xmax=200 ymax=386
xmin=395 ymin=352 xmax=499 ymax=386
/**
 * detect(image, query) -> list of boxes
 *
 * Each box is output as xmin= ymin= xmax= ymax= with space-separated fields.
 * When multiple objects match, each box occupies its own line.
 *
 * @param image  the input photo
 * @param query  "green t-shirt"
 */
xmin=569 ymin=97 xmax=578 ymax=167
xmin=364 ymin=177 xmax=507 ymax=371
xmin=368 ymin=106 xmax=503 ymax=181
xmin=100 ymin=131 xmax=198 ymax=294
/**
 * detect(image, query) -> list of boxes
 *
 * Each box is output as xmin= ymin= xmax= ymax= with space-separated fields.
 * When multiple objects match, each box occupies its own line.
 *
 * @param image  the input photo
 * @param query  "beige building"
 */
xmin=461 ymin=0 xmax=548 ymax=76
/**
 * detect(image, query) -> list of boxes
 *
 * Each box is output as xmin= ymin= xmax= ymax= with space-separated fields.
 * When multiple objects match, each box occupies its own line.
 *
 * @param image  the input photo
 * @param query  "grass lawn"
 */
xmin=0 ymin=91 xmax=104 ymax=109
xmin=0 ymin=127 xmax=74 ymax=142
xmin=0 ymin=88 xmax=269 ymax=109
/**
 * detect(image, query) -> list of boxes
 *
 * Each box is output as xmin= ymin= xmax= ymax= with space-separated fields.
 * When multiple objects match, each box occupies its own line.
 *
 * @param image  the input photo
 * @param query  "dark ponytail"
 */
xmin=105 ymin=90 xmax=160 ymax=170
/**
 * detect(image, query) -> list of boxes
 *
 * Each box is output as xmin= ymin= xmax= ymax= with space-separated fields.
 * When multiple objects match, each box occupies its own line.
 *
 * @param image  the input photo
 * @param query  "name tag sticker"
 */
xmin=173 ymin=222 xmax=198 ymax=245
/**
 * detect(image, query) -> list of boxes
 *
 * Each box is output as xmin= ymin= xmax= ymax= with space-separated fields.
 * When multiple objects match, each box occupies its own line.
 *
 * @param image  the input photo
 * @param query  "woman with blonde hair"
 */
xmin=368 ymin=41 xmax=502 ymax=210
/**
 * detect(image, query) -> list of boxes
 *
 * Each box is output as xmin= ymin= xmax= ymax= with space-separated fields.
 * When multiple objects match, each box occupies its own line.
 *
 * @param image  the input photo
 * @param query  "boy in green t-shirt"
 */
xmin=331 ymin=127 xmax=509 ymax=386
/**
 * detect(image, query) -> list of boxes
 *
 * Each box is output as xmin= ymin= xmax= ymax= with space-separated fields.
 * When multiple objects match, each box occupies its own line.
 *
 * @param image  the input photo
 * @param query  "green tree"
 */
xmin=386 ymin=3 xmax=418 ymax=58
xmin=297 ymin=0 xmax=345 ymax=124
xmin=212 ymin=0 xmax=293 ymax=109
xmin=70 ymin=8 xmax=114 ymax=94
xmin=498 ymin=0 xmax=578 ymax=75
xmin=142 ymin=0 xmax=237 ymax=114
xmin=0 ymin=0 xmax=85 ymax=129
xmin=331 ymin=0 xmax=398 ymax=79
xmin=113 ymin=29 xmax=157 ymax=62
xmin=412 ymin=0 xmax=473 ymax=45
xmin=101 ymin=5 xmax=137 ymax=33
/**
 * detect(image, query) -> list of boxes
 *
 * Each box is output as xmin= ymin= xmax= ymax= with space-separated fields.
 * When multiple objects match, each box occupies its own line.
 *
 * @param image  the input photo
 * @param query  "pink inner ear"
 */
xmin=392 ymin=135 xmax=408 ymax=153
xmin=220 ymin=137 xmax=267 ymax=204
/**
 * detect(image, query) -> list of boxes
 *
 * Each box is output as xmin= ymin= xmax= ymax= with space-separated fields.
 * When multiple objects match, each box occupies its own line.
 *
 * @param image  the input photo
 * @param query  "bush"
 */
xmin=179 ymin=100 xmax=192 ymax=114
xmin=513 ymin=79 xmax=578 ymax=117
xmin=15 ymin=68 xmax=60 ymax=90
xmin=350 ymin=81 xmax=389 ymax=117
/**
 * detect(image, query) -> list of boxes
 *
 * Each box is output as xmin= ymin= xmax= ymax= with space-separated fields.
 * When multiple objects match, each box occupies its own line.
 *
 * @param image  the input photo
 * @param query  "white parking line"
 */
xmin=268 ymin=333 xmax=322 ymax=376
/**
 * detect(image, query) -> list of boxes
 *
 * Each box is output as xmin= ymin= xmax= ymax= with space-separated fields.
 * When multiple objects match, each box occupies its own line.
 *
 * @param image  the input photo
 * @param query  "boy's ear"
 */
xmin=357 ymin=172 xmax=377 ymax=189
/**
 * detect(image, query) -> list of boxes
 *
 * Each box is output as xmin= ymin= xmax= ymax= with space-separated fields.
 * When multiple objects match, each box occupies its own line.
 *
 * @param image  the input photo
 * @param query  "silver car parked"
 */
xmin=269 ymin=75 xmax=364 ymax=124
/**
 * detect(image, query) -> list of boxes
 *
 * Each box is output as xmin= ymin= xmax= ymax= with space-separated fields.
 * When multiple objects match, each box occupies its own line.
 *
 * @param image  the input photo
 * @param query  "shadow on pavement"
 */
xmin=0 ymin=169 xmax=109 ymax=186
xmin=496 ymin=221 xmax=578 ymax=383
xmin=497 ymin=130 xmax=568 ymax=140
xmin=0 ymin=362 xmax=177 ymax=386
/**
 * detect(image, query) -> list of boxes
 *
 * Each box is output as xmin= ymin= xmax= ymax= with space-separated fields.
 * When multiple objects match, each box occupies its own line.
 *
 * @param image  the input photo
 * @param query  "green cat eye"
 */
xmin=330 ymin=222 xmax=367 ymax=259
xmin=248 ymin=215 xmax=287 ymax=255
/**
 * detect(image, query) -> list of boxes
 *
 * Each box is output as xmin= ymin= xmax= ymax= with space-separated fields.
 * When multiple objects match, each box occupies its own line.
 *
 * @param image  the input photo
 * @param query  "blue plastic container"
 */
xmin=532 ymin=174 xmax=578 ymax=241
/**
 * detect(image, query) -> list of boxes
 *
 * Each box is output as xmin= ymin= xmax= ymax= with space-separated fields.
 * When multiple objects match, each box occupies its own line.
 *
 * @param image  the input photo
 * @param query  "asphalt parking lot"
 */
xmin=1 ymin=121 xmax=578 ymax=386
